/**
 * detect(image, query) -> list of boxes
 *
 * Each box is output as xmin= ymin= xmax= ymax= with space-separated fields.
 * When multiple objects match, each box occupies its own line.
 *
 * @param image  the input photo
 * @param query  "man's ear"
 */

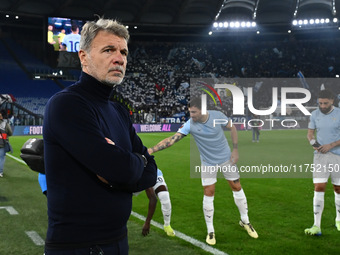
xmin=78 ymin=50 xmax=87 ymax=67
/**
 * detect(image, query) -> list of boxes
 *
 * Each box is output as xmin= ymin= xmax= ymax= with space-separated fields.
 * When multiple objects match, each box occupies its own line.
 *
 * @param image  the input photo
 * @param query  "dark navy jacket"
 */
xmin=43 ymin=72 xmax=157 ymax=248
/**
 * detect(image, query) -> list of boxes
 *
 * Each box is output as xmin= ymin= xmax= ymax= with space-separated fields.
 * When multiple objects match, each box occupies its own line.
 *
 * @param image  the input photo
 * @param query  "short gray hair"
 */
xmin=79 ymin=18 xmax=129 ymax=52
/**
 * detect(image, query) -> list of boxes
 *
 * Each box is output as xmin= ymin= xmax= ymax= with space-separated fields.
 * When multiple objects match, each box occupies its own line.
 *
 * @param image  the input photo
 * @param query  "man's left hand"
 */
xmin=318 ymin=144 xmax=332 ymax=153
xmin=231 ymin=149 xmax=239 ymax=164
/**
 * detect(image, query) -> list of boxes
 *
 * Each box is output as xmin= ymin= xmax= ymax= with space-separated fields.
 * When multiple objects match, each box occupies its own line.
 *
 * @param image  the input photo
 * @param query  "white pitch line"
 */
xmin=130 ymin=211 xmax=229 ymax=255
xmin=0 ymin=206 xmax=19 ymax=215
xmin=6 ymin=153 xmax=27 ymax=165
xmin=2 ymin=154 xmax=45 ymax=247
xmin=25 ymin=231 xmax=45 ymax=246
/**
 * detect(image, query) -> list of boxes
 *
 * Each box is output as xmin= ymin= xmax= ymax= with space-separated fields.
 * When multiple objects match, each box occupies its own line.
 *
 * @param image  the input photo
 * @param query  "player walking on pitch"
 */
xmin=305 ymin=89 xmax=340 ymax=236
xmin=148 ymin=98 xmax=258 ymax=245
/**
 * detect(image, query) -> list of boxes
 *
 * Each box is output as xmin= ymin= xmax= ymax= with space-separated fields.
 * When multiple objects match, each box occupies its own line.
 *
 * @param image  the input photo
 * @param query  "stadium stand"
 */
xmin=1 ymin=34 xmax=340 ymax=124
xmin=115 ymin=38 xmax=340 ymax=115
xmin=0 ymin=39 xmax=64 ymax=98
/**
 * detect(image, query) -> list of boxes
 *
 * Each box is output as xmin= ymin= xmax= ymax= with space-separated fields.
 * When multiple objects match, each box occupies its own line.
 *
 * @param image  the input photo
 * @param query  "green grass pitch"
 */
xmin=0 ymin=130 xmax=339 ymax=254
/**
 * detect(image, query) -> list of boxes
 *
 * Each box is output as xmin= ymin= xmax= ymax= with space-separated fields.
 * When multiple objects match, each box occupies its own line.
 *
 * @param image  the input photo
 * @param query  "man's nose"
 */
xmin=113 ymin=53 xmax=125 ymax=65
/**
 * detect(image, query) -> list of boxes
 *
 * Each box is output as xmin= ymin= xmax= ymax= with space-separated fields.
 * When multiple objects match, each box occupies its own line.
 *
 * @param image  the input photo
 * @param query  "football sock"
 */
xmin=334 ymin=191 xmax=340 ymax=221
xmin=313 ymin=191 xmax=325 ymax=228
xmin=157 ymin=191 xmax=172 ymax=226
xmin=233 ymin=189 xmax=249 ymax=224
xmin=203 ymin=195 xmax=215 ymax=233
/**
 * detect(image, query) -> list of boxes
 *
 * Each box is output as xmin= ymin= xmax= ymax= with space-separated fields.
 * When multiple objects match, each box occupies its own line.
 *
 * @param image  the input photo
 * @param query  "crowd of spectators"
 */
xmin=3 ymin=35 xmax=340 ymax=124
xmin=111 ymin=36 xmax=339 ymax=122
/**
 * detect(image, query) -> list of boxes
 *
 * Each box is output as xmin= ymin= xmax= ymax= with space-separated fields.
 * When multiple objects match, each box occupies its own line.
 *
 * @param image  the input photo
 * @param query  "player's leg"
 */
xmin=203 ymin=182 xmax=216 ymax=245
xmin=153 ymin=172 xmax=175 ymax=237
xmin=305 ymin=181 xmax=326 ymax=236
xmin=156 ymin=186 xmax=172 ymax=226
xmin=313 ymin=182 xmax=326 ymax=229
xmin=201 ymin=163 xmax=218 ymax=245
xmin=332 ymin=182 xmax=340 ymax=231
xmin=330 ymin=153 xmax=340 ymax=231
xmin=155 ymin=185 xmax=175 ymax=237
xmin=228 ymin=179 xmax=248 ymax=223
xmin=305 ymin=153 xmax=330 ymax=236
xmin=222 ymin=161 xmax=258 ymax=238
xmin=228 ymin=179 xmax=258 ymax=238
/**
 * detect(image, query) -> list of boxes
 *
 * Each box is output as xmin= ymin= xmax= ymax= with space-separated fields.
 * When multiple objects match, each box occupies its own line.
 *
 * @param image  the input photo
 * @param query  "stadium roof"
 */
xmin=1 ymin=0 xmax=340 ymax=36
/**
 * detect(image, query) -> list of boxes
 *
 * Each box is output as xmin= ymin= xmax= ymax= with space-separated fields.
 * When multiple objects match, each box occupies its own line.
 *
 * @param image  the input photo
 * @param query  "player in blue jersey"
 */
xmin=305 ymin=89 xmax=340 ymax=236
xmin=148 ymin=98 xmax=258 ymax=245
xmin=135 ymin=169 xmax=175 ymax=237
xmin=61 ymin=24 xmax=81 ymax=52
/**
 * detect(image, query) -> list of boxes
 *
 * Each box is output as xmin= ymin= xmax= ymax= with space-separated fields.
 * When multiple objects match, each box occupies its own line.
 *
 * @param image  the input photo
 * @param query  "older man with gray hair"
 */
xmin=43 ymin=18 xmax=157 ymax=255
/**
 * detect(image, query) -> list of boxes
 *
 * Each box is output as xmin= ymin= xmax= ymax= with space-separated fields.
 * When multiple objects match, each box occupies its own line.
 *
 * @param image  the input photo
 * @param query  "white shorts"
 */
xmin=201 ymin=160 xmax=240 ymax=186
xmin=153 ymin=174 xmax=167 ymax=190
xmin=313 ymin=152 xmax=340 ymax=185
xmin=133 ymin=175 xmax=167 ymax=196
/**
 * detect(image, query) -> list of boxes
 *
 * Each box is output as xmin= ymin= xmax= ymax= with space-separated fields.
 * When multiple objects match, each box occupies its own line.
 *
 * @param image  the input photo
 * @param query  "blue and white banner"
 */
xmin=13 ymin=126 xmax=43 ymax=136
